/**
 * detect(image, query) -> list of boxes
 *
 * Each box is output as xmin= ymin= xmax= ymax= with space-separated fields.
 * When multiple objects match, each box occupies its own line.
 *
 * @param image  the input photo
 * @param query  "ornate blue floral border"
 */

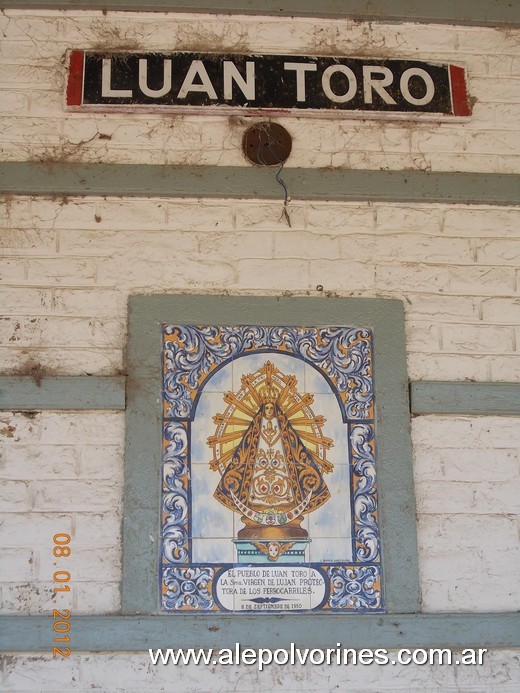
xmin=327 ymin=565 xmax=381 ymax=610
xmin=163 ymin=325 xmax=373 ymax=422
xmin=351 ymin=423 xmax=380 ymax=562
xmin=163 ymin=566 xmax=215 ymax=611
xmin=161 ymin=324 xmax=383 ymax=613
xmin=162 ymin=421 xmax=189 ymax=565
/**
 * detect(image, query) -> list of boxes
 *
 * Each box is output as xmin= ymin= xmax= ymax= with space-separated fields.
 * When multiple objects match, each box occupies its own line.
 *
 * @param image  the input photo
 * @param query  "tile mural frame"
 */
xmin=123 ymin=295 xmax=420 ymax=618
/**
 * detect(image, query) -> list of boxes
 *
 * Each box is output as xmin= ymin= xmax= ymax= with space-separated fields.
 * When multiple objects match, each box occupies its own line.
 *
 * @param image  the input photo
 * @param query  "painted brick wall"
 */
xmin=0 ymin=411 xmax=122 ymax=615
xmin=1 ymin=7 xmax=519 ymax=693
xmin=0 ymin=10 xmax=520 ymax=172
xmin=1 ymin=196 xmax=519 ymax=382
xmin=1 ymin=410 xmax=519 ymax=617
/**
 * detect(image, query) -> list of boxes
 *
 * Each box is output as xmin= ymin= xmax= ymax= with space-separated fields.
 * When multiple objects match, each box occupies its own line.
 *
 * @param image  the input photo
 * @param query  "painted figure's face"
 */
xmin=268 ymin=542 xmax=280 ymax=558
xmin=264 ymin=403 xmax=275 ymax=420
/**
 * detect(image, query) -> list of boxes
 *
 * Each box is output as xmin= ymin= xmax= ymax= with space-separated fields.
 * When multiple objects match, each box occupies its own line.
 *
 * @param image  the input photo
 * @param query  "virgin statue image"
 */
xmin=208 ymin=361 xmax=333 ymax=558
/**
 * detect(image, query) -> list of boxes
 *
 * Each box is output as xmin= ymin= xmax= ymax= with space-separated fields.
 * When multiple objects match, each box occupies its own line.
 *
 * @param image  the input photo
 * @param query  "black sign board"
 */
xmin=67 ymin=51 xmax=470 ymax=117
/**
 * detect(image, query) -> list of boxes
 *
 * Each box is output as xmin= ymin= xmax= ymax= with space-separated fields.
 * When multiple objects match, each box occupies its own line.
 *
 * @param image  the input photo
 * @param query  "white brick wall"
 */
xmin=413 ymin=416 xmax=520 ymax=612
xmin=2 ymin=411 xmax=518 ymax=617
xmin=0 ymin=411 xmax=123 ymax=615
xmin=0 ymin=10 xmax=519 ymax=172
xmin=1 ymin=196 xmax=519 ymax=381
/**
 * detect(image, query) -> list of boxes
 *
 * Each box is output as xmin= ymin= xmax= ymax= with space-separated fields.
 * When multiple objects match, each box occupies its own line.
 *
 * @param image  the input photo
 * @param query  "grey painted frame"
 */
xmin=0 ymin=0 xmax=519 ymax=28
xmin=2 ymin=376 xmax=520 ymax=415
xmin=1 ymin=613 xmax=519 ymax=652
xmin=0 ymin=376 xmax=125 ymax=411
xmin=1 ymin=164 xmax=520 ymax=207
xmin=123 ymin=294 xmax=419 ymax=619
xmin=410 ymin=381 xmax=520 ymax=416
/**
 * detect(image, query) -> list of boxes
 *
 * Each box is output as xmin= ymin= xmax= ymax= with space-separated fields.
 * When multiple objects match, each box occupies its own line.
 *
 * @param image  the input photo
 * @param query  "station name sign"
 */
xmin=67 ymin=51 xmax=471 ymax=118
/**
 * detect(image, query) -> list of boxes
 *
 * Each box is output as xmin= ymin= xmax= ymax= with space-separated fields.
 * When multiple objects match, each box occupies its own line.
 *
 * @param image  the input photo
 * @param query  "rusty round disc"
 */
xmin=242 ymin=122 xmax=292 ymax=166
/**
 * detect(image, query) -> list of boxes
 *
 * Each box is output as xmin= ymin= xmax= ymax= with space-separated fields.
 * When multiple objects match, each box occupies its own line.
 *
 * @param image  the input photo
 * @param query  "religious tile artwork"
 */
xmin=161 ymin=325 xmax=383 ymax=614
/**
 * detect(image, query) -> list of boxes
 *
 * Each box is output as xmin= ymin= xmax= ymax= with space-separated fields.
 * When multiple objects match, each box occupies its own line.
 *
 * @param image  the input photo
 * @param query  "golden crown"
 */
xmin=259 ymin=385 xmax=279 ymax=404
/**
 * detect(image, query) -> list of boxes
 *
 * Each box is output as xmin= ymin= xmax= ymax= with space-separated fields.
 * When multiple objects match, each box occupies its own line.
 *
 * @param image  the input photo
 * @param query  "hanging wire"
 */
xmin=274 ymin=160 xmax=292 ymax=228
xmin=254 ymin=123 xmax=292 ymax=228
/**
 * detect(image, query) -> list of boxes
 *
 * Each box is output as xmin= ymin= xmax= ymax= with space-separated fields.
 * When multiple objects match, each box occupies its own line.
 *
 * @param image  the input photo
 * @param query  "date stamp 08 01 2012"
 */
xmin=52 ymin=533 xmax=72 ymax=658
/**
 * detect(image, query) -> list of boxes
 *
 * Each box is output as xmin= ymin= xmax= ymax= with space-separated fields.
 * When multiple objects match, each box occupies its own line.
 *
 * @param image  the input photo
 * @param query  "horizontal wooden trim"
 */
xmin=0 ymin=613 xmax=518 ymax=651
xmin=410 ymin=381 xmax=520 ymax=416
xmin=1 ymin=164 xmax=520 ymax=206
xmin=0 ymin=1 xmax=518 ymax=28
xmin=1 ymin=376 xmax=519 ymax=416
xmin=0 ymin=376 xmax=126 ymax=411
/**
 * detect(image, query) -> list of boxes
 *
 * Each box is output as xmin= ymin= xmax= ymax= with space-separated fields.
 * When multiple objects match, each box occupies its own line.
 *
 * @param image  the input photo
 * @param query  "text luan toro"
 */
xmin=101 ymin=57 xmax=436 ymax=106
xmin=68 ymin=51 xmax=470 ymax=115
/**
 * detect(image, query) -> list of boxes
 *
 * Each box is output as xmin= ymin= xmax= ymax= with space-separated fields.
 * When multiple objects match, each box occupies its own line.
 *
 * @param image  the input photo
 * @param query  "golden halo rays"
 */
xmin=208 ymin=361 xmax=333 ymax=475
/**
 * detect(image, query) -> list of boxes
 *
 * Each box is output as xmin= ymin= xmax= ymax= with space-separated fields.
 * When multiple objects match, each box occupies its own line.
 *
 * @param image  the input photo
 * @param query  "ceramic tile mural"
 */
xmin=161 ymin=325 xmax=383 ymax=613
